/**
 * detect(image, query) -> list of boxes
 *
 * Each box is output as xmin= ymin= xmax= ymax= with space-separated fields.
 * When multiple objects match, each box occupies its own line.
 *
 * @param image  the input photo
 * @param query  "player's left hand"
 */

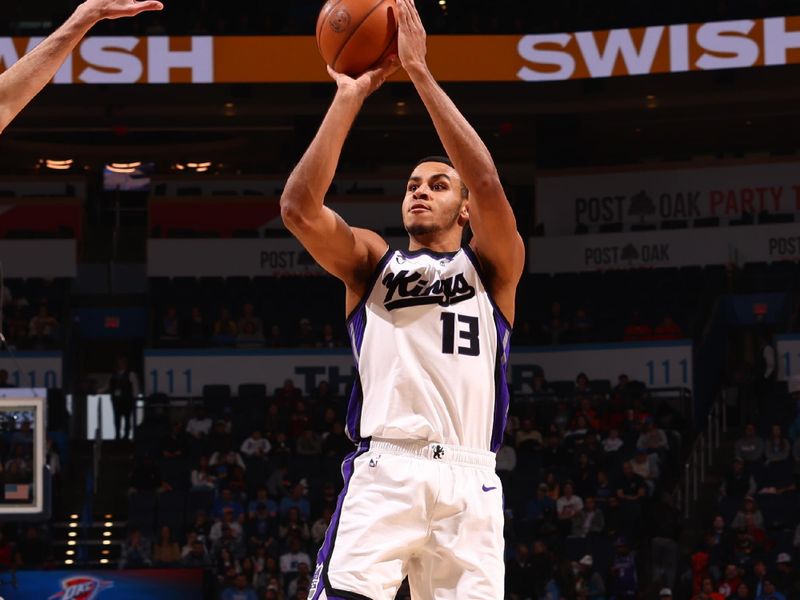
xmin=81 ymin=0 xmax=164 ymax=22
xmin=397 ymin=0 xmax=428 ymax=74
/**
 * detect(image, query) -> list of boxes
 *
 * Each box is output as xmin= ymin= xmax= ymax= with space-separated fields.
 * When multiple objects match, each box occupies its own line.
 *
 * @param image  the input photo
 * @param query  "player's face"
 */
xmin=402 ymin=162 xmax=467 ymax=237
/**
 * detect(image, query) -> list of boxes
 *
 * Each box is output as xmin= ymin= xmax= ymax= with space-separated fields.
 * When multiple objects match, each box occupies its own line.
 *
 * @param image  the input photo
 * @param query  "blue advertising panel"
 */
xmin=2 ymin=569 xmax=203 ymax=600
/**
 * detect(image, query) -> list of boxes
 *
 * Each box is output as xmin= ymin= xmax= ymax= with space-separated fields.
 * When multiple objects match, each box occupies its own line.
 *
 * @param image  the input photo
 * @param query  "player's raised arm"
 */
xmin=281 ymin=58 xmax=398 ymax=298
xmin=0 ymin=0 xmax=163 ymax=134
xmin=396 ymin=0 xmax=525 ymax=314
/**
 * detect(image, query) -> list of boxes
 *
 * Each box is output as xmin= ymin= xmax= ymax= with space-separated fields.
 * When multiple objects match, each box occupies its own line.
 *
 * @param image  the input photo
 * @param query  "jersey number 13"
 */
xmin=441 ymin=312 xmax=480 ymax=357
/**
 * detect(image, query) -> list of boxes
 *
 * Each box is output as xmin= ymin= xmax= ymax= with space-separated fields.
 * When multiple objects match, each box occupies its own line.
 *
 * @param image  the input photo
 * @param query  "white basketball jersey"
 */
xmin=345 ymin=245 xmax=511 ymax=452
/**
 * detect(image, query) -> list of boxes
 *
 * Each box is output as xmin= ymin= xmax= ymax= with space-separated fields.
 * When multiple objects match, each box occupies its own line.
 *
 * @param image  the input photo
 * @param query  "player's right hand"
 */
xmin=328 ymin=55 xmax=400 ymax=100
xmin=82 ymin=0 xmax=164 ymax=21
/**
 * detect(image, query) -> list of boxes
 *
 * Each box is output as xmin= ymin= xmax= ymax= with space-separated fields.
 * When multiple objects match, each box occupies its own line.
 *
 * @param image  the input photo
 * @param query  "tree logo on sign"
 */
xmin=628 ymin=190 xmax=656 ymax=223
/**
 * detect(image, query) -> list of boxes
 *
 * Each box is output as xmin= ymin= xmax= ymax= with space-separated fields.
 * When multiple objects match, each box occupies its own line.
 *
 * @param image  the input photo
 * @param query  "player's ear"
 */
xmin=457 ymin=199 xmax=469 ymax=226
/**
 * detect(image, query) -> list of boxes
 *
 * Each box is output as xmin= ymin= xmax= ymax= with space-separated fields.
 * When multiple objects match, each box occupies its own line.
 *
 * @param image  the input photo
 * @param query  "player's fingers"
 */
xmin=326 ymin=65 xmax=340 ymax=81
xmin=129 ymin=0 xmax=164 ymax=14
xmin=396 ymin=0 xmax=412 ymax=28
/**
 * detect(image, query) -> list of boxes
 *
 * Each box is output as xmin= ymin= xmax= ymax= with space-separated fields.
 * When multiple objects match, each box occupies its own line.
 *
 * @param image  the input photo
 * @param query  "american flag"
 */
xmin=5 ymin=483 xmax=30 ymax=501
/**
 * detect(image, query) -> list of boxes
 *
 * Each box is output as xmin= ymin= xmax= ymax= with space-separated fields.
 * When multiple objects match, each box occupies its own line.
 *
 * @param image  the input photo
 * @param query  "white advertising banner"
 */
xmin=529 ymin=222 xmax=800 ymax=273
xmin=537 ymin=161 xmax=800 ymax=235
xmin=147 ymin=238 xmax=407 ymax=277
xmin=0 ymin=241 xmax=76 ymax=278
xmin=0 ymin=352 xmax=62 ymax=389
xmin=145 ymin=341 xmax=692 ymax=397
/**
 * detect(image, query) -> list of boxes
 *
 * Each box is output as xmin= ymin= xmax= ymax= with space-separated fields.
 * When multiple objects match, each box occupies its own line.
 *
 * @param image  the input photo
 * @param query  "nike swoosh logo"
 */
xmin=482 ymin=485 xmax=497 ymax=492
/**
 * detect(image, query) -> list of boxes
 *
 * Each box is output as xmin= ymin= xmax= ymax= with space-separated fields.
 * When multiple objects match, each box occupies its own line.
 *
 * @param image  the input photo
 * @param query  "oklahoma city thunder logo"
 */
xmin=48 ymin=576 xmax=113 ymax=600
xmin=329 ymin=8 xmax=351 ymax=32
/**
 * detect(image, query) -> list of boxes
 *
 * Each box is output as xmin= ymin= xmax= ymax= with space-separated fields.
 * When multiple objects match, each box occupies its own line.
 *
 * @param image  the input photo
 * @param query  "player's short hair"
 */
xmin=414 ymin=156 xmax=469 ymax=199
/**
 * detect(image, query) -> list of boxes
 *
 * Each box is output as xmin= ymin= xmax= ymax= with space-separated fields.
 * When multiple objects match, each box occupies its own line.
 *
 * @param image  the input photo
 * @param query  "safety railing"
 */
xmin=679 ymin=394 xmax=726 ymax=518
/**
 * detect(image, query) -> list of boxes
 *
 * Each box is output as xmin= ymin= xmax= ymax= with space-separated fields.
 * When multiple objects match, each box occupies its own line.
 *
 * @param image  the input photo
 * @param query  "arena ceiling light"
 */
xmin=106 ymin=161 xmax=141 ymax=174
xmin=175 ymin=161 xmax=213 ymax=173
xmin=42 ymin=159 xmax=74 ymax=171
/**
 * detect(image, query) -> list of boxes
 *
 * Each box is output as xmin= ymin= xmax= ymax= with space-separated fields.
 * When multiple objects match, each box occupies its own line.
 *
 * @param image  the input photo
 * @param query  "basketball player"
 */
xmin=0 ymin=0 xmax=163 ymax=134
xmin=281 ymin=1 xmax=523 ymax=598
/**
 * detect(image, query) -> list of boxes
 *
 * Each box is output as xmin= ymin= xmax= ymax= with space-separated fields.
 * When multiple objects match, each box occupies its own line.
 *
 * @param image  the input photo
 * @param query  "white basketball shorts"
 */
xmin=308 ymin=438 xmax=505 ymax=600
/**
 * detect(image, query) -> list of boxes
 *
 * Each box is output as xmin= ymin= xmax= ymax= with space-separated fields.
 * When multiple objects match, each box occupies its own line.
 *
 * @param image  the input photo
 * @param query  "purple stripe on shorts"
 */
xmin=310 ymin=439 xmax=370 ymax=600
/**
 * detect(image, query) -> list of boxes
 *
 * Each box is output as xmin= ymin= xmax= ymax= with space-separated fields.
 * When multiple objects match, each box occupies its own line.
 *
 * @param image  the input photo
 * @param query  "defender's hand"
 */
xmin=327 ymin=55 xmax=400 ymax=100
xmin=397 ymin=0 xmax=428 ymax=74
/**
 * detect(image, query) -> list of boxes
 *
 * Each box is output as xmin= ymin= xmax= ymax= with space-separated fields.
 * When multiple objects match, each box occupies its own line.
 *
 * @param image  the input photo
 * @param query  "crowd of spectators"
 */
xmin=120 ymin=370 xmax=687 ymax=599
xmin=1 ymin=282 xmax=64 ymax=351
xmin=157 ymin=303 xmax=344 ymax=349
xmin=3 ymin=0 xmax=794 ymax=37
xmin=694 ymin=391 xmax=800 ymax=600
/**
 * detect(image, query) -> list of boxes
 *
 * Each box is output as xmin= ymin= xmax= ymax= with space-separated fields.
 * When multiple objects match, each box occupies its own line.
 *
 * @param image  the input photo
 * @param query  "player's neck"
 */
xmin=407 ymin=233 xmax=462 ymax=254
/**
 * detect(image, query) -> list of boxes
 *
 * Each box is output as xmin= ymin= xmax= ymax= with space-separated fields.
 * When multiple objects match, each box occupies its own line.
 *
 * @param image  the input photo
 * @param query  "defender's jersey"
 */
xmin=345 ymin=245 xmax=512 ymax=452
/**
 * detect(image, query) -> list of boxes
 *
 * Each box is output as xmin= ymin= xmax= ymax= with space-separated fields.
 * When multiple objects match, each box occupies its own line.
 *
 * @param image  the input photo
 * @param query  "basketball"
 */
xmin=316 ymin=0 xmax=398 ymax=76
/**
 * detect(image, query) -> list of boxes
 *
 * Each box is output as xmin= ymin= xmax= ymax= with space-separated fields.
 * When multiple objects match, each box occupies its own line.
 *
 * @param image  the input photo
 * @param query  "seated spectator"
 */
xmin=623 ymin=310 xmax=653 ymax=341
xmin=210 ymin=507 xmax=244 ymax=543
xmin=515 ymin=418 xmax=543 ymax=450
xmin=153 ymin=525 xmax=181 ymax=566
xmin=758 ymin=577 xmax=787 ymax=600
xmin=316 ymin=322 xmax=341 ymax=348
xmin=240 ymin=430 xmax=271 ymax=458
xmin=311 ymin=507 xmax=333 ymax=546
xmin=222 ymin=574 xmax=258 ymax=600
xmin=210 ymin=443 xmax=246 ymax=479
xmin=213 ymin=489 xmax=245 ymax=522
xmin=279 ymin=506 xmax=311 ymax=543
xmin=617 ymin=461 xmax=646 ymax=504
xmin=294 ymin=317 xmax=316 ymax=347
xmin=211 ymin=307 xmax=238 ymax=345
xmin=119 ymin=528 xmax=152 ymax=568
xmin=248 ymin=486 xmax=278 ymax=519
xmin=574 ymin=555 xmax=606 ymax=599
xmin=637 ymin=417 xmax=669 ymax=453
xmin=731 ymin=496 xmax=765 ymax=540
xmin=764 ymin=424 xmax=790 ymax=464
xmin=603 ymin=429 xmax=625 ymax=454
xmin=238 ymin=303 xmax=263 ymax=338
xmin=595 ymin=470 xmax=615 ymax=506
xmin=543 ymin=301 xmax=568 ymax=345
xmin=542 ymin=432 xmax=568 ymax=469
xmin=556 ymin=481 xmax=583 ymax=534
xmin=575 ymin=372 xmax=592 ymax=395
xmin=210 ymin=524 xmax=246 ymax=561
xmin=774 ymin=554 xmax=800 ymax=598
xmin=287 ymin=562 xmax=312 ymax=598
xmin=279 ymin=536 xmax=311 ymax=577
xmin=572 ymin=307 xmax=593 ymax=342
xmin=236 ymin=319 xmax=265 ymax=348
xmin=189 ymin=510 xmax=212 ymax=545
xmin=0 ymin=531 xmax=13 ymax=570
xmin=700 ymin=576 xmax=726 ymax=600
xmin=265 ymin=324 xmax=286 ymax=348
xmin=610 ymin=537 xmax=637 ymax=599
xmin=564 ymin=415 xmax=592 ymax=445
xmin=158 ymin=306 xmax=180 ymax=343
xmin=571 ymin=452 xmax=598 ymax=498
xmin=630 ymin=450 xmax=660 ymax=496
xmin=185 ymin=306 xmax=207 ymax=344
xmin=718 ymin=564 xmax=743 ymax=598
xmin=190 ymin=455 xmax=218 ymax=490
xmin=0 ymin=369 xmax=14 ymax=388
xmin=28 ymin=304 xmax=59 ymax=346
xmin=279 ymin=482 xmax=311 ymax=521
xmin=531 ymin=374 xmax=555 ymax=398
xmin=186 ymin=406 xmax=213 ymax=440
xmin=182 ymin=538 xmax=211 ymax=567
xmin=275 ymin=379 xmax=302 ymax=407
xmin=526 ymin=482 xmax=556 ymax=524
xmin=161 ymin=421 xmax=187 ymax=459
xmin=735 ymin=424 xmax=765 ymax=464
xmin=653 ymin=314 xmax=683 ymax=340
xmin=720 ymin=458 xmax=756 ymax=499
xmin=571 ymin=496 xmax=605 ymax=538
xmin=296 ymin=429 xmax=322 ymax=456
xmin=322 ymin=421 xmax=353 ymax=457
xmin=575 ymin=396 xmax=601 ymax=430
xmin=247 ymin=502 xmax=276 ymax=546
xmin=496 ymin=435 xmax=517 ymax=474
